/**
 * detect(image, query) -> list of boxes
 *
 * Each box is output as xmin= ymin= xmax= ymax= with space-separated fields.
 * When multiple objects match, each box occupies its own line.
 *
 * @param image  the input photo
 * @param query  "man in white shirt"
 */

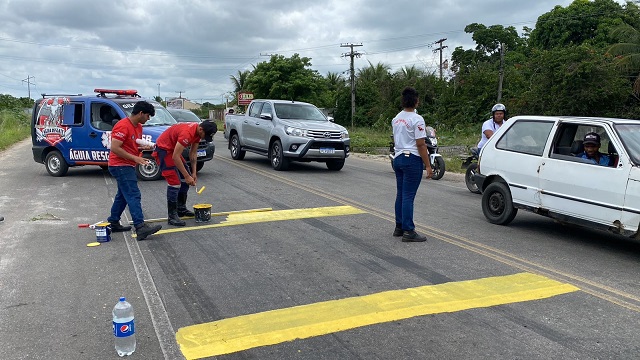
xmin=477 ymin=103 xmax=507 ymax=150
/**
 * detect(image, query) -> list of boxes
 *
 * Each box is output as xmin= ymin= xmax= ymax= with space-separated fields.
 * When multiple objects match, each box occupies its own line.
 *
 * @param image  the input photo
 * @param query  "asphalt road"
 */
xmin=1 ymin=137 xmax=639 ymax=359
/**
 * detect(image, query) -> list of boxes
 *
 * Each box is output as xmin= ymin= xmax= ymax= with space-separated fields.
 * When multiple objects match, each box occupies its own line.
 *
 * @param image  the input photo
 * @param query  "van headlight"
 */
xmin=285 ymin=127 xmax=307 ymax=137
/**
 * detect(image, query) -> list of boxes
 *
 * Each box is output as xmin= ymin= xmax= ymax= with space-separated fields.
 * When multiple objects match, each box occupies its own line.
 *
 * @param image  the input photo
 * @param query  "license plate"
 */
xmin=197 ymin=150 xmax=206 ymax=157
xmin=319 ymin=148 xmax=335 ymax=154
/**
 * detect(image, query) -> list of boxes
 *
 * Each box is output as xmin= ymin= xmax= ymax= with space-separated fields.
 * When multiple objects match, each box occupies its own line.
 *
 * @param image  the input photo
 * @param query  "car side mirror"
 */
xmin=260 ymin=113 xmax=272 ymax=120
xmin=327 ymin=116 xmax=334 ymax=122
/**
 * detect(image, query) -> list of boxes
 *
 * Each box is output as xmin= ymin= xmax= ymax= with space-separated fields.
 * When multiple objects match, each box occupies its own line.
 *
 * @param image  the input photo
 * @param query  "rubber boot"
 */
xmin=168 ymin=201 xmax=185 ymax=226
xmin=177 ymin=192 xmax=195 ymax=217
xmin=135 ymin=222 xmax=162 ymax=241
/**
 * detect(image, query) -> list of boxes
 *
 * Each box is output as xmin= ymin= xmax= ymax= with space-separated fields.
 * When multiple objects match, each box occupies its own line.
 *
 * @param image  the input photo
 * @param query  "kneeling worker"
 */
xmin=155 ymin=120 xmax=218 ymax=226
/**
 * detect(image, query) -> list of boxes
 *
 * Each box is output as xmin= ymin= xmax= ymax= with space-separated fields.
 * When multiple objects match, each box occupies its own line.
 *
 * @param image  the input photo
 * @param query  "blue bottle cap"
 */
xmin=120 ymin=297 xmax=125 ymax=302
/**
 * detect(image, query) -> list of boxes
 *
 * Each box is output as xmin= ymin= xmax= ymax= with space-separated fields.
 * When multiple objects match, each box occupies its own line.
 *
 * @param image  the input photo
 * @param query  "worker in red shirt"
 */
xmin=154 ymin=121 xmax=217 ymax=226
xmin=107 ymin=101 xmax=162 ymax=240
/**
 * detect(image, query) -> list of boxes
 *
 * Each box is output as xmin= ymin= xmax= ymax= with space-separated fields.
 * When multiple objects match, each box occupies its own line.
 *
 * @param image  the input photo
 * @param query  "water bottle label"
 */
xmin=113 ymin=320 xmax=135 ymax=338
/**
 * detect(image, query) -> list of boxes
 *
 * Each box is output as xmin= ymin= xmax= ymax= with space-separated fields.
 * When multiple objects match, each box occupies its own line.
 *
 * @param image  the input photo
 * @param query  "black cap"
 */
xmin=200 ymin=120 xmax=218 ymax=142
xmin=583 ymin=132 xmax=600 ymax=145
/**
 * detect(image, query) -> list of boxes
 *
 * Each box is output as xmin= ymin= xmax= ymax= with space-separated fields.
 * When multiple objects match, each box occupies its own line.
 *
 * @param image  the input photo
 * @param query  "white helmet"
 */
xmin=491 ymin=103 xmax=506 ymax=114
xmin=491 ymin=103 xmax=506 ymax=120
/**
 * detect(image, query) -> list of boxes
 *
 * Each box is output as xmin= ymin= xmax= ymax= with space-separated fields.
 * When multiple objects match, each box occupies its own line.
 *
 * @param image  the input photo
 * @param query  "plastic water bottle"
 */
xmin=113 ymin=297 xmax=136 ymax=356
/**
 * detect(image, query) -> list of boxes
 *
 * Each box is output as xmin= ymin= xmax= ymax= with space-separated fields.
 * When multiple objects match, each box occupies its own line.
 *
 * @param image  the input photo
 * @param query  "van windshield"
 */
xmin=616 ymin=124 xmax=640 ymax=165
xmin=122 ymin=105 xmax=177 ymax=126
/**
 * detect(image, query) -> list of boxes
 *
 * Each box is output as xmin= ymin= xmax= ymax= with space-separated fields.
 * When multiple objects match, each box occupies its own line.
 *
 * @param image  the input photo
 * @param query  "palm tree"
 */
xmin=230 ymin=70 xmax=251 ymax=92
xmin=357 ymin=61 xmax=391 ymax=84
xmin=608 ymin=23 xmax=640 ymax=96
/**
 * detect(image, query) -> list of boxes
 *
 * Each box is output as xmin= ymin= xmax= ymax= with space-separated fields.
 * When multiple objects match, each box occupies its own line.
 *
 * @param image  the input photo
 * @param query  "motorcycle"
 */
xmin=461 ymin=147 xmax=481 ymax=193
xmin=388 ymin=126 xmax=446 ymax=180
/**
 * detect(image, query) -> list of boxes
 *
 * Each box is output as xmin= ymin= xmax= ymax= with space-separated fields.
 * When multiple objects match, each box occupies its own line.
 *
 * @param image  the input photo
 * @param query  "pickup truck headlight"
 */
xmin=285 ymin=126 xmax=307 ymax=137
xmin=341 ymin=130 xmax=349 ymax=139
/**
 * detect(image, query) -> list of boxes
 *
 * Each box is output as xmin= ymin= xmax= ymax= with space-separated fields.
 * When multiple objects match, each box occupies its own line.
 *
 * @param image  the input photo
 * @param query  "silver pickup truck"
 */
xmin=224 ymin=99 xmax=350 ymax=171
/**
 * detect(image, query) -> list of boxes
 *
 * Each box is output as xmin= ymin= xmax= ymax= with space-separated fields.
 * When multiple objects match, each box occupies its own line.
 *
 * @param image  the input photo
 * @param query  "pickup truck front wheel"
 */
xmin=326 ymin=159 xmax=345 ymax=171
xmin=270 ymin=140 xmax=290 ymax=171
xmin=229 ymin=134 xmax=245 ymax=160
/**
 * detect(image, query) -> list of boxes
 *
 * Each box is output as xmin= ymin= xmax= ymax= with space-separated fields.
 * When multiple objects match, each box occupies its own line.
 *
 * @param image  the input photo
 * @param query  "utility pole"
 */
xmin=22 ymin=75 xmax=35 ymax=99
xmin=176 ymin=90 xmax=184 ymax=98
xmin=157 ymin=83 xmax=160 ymax=99
xmin=497 ymin=42 xmax=505 ymax=102
xmin=340 ymin=43 xmax=362 ymax=129
xmin=433 ymin=39 xmax=448 ymax=80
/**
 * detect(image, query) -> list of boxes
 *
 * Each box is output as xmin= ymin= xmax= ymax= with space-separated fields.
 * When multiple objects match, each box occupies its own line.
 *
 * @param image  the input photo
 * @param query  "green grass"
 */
xmin=0 ymin=109 xmax=31 ymax=151
xmin=348 ymin=124 xmax=478 ymax=173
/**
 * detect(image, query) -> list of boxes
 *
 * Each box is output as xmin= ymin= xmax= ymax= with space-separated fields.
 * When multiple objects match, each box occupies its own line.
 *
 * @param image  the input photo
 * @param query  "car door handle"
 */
xmin=255 ymin=122 xmax=260 ymax=125
xmin=89 ymin=132 xmax=98 ymax=138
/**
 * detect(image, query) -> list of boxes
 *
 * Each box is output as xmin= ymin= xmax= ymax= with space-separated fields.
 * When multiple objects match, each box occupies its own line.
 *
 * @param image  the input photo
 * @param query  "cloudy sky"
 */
xmin=0 ymin=0 xmax=627 ymax=105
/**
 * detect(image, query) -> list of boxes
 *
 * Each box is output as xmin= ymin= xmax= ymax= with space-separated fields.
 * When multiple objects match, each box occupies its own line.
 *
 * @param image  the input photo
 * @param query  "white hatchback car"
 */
xmin=474 ymin=116 xmax=640 ymax=238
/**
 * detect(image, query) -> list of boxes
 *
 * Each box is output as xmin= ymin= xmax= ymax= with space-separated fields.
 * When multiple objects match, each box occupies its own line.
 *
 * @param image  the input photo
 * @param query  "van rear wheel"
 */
xmin=45 ymin=151 xmax=69 ymax=177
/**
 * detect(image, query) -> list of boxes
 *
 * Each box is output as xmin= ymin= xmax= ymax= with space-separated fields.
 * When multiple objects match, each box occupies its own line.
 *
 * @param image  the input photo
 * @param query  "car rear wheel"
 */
xmin=136 ymin=154 xmax=162 ymax=181
xmin=270 ymin=140 xmax=289 ymax=171
xmin=481 ymin=182 xmax=517 ymax=225
xmin=229 ymin=134 xmax=245 ymax=160
xmin=45 ymin=151 xmax=69 ymax=177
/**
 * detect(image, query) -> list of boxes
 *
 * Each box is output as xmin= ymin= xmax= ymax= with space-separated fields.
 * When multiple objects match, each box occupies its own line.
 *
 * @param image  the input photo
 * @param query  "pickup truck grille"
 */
xmin=307 ymin=130 xmax=342 ymax=139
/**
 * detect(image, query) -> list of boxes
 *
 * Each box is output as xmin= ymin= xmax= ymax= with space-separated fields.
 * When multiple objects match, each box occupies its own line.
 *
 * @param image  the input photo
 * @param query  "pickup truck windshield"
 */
xmin=616 ymin=124 xmax=640 ymax=165
xmin=274 ymin=103 xmax=327 ymax=121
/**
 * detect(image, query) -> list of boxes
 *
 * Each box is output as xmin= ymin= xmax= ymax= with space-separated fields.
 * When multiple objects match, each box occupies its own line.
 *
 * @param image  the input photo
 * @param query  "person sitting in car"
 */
xmin=576 ymin=132 xmax=610 ymax=166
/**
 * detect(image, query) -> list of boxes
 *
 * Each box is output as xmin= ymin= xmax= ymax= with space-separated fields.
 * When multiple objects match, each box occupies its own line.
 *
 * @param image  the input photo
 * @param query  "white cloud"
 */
xmin=0 ymin=0 xmax=627 ymax=103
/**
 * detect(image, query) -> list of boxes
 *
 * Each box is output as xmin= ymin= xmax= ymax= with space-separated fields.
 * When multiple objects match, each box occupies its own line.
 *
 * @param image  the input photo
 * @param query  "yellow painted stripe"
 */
xmin=129 ymin=207 xmax=274 ymax=224
xmin=176 ymin=273 xmax=579 ymax=359
xmin=154 ymin=205 xmax=366 ymax=235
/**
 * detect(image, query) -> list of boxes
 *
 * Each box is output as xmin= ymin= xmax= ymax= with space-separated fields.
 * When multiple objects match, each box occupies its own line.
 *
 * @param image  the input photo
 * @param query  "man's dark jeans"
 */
xmin=393 ymin=154 xmax=424 ymax=231
xmin=108 ymin=166 xmax=144 ymax=227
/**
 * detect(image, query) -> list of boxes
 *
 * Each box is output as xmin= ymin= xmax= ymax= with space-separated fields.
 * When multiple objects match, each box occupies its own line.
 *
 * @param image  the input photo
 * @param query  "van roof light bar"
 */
xmin=94 ymin=88 xmax=140 ymax=97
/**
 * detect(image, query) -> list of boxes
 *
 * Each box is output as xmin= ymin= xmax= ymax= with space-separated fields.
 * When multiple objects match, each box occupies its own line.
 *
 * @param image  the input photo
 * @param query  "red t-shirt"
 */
xmin=156 ymin=123 xmax=201 ymax=156
xmin=108 ymin=117 xmax=143 ymax=167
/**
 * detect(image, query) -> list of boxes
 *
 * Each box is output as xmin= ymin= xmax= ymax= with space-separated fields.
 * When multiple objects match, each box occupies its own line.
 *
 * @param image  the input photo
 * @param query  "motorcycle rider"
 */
xmin=477 ymin=103 xmax=507 ymax=150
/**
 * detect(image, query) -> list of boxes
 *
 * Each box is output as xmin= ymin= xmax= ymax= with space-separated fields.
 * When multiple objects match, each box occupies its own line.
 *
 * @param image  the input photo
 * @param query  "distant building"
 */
xmin=165 ymin=97 xmax=201 ymax=110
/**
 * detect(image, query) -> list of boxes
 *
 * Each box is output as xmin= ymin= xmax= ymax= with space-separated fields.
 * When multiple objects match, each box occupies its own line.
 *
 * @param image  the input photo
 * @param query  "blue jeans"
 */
xmin=393 ymin=154 xmax=424 ymax=231
xmin=108 ymin=166 xmax=144 ymax=227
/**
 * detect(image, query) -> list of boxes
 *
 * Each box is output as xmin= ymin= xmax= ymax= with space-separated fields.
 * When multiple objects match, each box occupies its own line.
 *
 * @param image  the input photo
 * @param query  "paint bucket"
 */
xmin=193 ymin=204 xmax=212 ymax=223
xmin=95 ymin=222 xmax=112 ymax=243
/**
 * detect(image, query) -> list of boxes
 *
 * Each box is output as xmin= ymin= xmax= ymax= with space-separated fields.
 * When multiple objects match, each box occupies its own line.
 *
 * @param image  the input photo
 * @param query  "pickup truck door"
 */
xmin=242 ymin=101 xmax=263 ymax=148
xmin=539 ymin=125 xmax=625 ymax=228
xmin=254 ymin=102 xmax=275 ymax=149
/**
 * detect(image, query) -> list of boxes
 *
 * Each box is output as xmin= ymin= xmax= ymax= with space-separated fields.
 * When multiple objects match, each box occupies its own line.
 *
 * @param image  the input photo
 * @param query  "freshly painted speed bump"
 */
xmin=155 ymin=205 xmax=366 ymax=235
xmin=129 ymin=207 xmax=274 ymax=224
xmin=176 ymin=272 xmax=579 ymax=359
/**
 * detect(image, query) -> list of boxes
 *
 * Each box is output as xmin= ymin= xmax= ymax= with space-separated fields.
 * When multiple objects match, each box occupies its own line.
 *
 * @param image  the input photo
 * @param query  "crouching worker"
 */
xmin=154 ymin=121 xmax=217 ymax=226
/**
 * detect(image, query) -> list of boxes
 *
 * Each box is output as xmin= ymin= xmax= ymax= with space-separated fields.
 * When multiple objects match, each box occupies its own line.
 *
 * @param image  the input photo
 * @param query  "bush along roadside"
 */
xmin=0 ymin=108 xmax=31 ymax=151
